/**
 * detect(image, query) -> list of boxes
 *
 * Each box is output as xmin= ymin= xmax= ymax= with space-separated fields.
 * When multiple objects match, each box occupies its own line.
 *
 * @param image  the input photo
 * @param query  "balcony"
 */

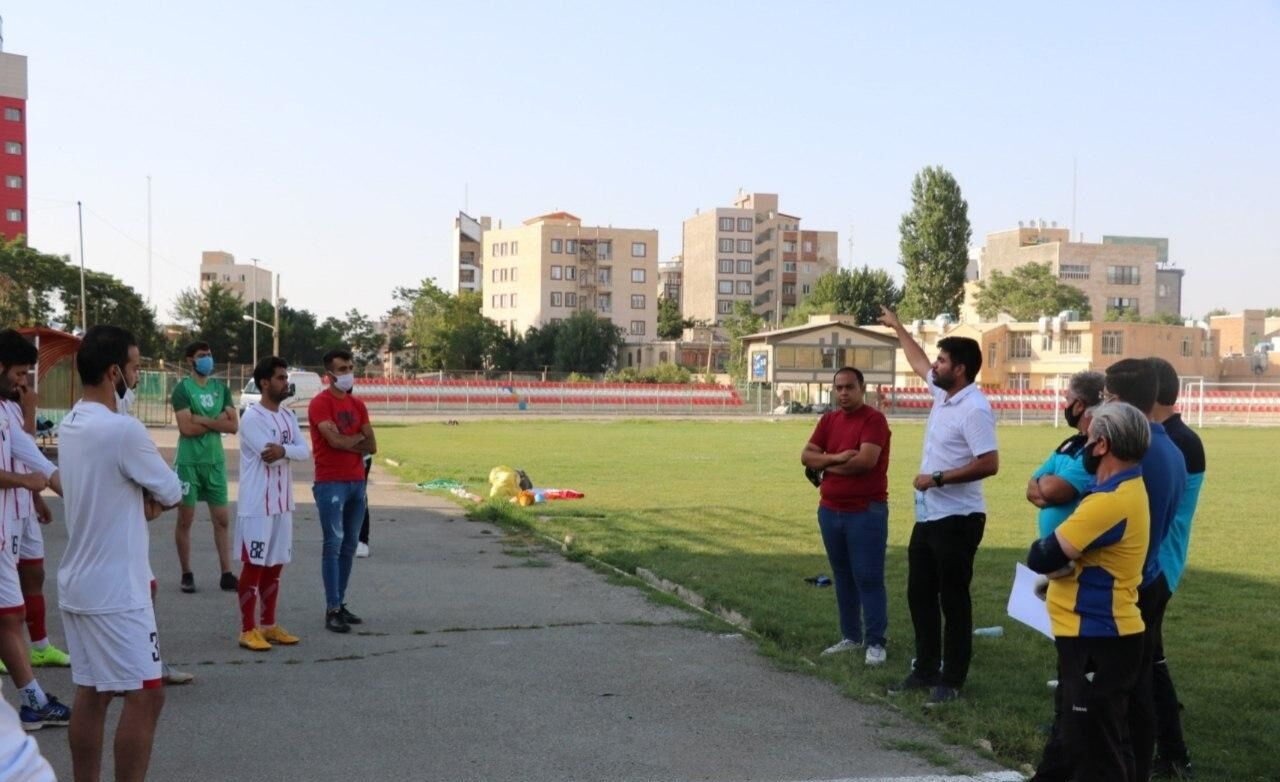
xmin=754 ymin=290 xmax=774 ymax=307
xmin=781 ymin=293 xmax=797 ymax=306
xmin=782 ymin=272 xmax=797 ymax=284
xmin=755 ymin=249 xmax=773 ymax=266
xmin=755 ymin=269 xmax=774 ymax=286
xmin=755 ymin=228 xmax=774 ymax=245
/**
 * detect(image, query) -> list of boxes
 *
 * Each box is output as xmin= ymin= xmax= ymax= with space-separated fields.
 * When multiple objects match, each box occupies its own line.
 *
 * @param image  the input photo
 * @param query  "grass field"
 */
xmin=378 ymin=418 xmax=1279 ymax=781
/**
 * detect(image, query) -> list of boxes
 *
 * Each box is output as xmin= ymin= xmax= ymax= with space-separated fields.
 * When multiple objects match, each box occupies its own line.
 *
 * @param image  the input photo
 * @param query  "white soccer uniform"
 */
xmin=0 ymin=698 xmax=54 ymax=781
xmin=0 ymin=404 xmax=56 ymax=612
xmin=57 ymin=400 xmax=182 ymax=691
xmin=235 ymin=403 xmax=309 ymax=567
xmin=1 ymin=401 xmax=43 ymax=563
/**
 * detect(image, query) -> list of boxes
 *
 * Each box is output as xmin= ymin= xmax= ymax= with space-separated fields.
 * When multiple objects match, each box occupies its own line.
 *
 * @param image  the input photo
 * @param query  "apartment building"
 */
xmin=682 ymin=192 xmax=838 ymax=327
xmin=480 ymin=211 xmax=658 ymax=350
xmin=0 ymin=47 xmax=27 ymax=241
xmin=199 ymin=251 xmax=274 ymax=303
xmin=452 ymin=211 xmax=490 ymax=293
xmin=657 ymin=255 xmax=683 ymax=308
xmin=979 ymin=224 xmax=1184 ymax=319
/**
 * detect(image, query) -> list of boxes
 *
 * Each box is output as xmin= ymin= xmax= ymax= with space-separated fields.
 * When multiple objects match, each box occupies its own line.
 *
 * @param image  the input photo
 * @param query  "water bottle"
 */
xmin=913 ymin=490 xmax=928 ymax=523
xmin=973 ymin=626 xmax=1004 ymax=637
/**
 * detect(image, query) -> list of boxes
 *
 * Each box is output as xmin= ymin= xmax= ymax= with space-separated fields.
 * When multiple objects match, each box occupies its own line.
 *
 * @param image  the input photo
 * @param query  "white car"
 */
xmin=238 ymin=369 xmax=323 ymax=416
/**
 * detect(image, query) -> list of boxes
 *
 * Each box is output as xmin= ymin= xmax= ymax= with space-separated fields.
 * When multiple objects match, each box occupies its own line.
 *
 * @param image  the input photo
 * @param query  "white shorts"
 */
xmin=0 ymin=528 xmax=22 ymax=612
xmin=14 ymin=516 xmax=43 ymax=563
xmin=235 ymin=513 xmax=293 ymax=567
xmin=63 ymin=608 xmax=163 ymax=692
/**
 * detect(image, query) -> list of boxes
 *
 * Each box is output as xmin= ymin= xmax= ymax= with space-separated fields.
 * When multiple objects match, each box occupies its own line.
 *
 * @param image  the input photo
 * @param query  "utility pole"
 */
xmin=77 ymin=201 xmax=87 ymax=331
xmin=251 ymin=258 xmax=259 ymax=368
xmin=146 ymin=175 xmax=152 ymax=305
xmin=273 ymin=273 xmax=280 ymax=356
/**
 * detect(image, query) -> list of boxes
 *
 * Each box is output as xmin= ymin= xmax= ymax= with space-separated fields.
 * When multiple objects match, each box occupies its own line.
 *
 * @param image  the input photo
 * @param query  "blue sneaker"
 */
xmin=20 ymin=695 xmax=71 ymax=731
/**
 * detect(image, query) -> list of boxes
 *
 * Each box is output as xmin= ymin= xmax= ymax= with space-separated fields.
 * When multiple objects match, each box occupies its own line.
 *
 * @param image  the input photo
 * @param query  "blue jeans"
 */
xmin=313 ymin=480 xmax=367 ymax=611
xmin=817 ymin=502 xmax=889 ymax=646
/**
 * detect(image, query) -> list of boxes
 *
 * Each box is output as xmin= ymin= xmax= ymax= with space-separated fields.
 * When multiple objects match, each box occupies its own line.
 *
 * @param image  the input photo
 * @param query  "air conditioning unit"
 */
xmin=909 ymin=319 xmax=924 ymax=335
xmin=1038 ymin=316 xmax=1050 ymax=334
xmin=934 ymin=313 xmax=954 ymax=331
xmin=1058 ymin=310 xmax=1080 ymax=322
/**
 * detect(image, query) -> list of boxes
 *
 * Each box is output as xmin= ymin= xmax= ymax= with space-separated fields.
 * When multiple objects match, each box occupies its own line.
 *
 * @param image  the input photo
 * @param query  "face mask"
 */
xmin=118 ymin=386 xmax=136 ymax=416
xmin=114 ymin=365 xmax=129 ymax=400
xmin=333 ymin=373 xmax=355 ymax=393
xmin=1082 ymin=441 xmax=1103 ymax=475
xmin=1064 ymin=402 xmax=1082 ymax=429
xmin=194 ymin=356 xmax=215 ymax=376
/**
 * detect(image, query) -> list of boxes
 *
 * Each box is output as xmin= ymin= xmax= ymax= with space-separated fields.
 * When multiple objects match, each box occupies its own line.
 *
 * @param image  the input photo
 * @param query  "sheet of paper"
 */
xmin=1007 ymin=562 xmax=1055 ymax=640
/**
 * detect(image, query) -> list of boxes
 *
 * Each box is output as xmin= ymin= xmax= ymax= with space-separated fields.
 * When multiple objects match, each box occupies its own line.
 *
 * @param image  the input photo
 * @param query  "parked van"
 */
xmin=238 ymin=369 xmax=324 ymax=417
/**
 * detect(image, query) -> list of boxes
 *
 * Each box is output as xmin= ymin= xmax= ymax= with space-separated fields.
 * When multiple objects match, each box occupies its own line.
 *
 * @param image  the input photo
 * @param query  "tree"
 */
xmin=1265 ymin=307 xmax=1280 ymax=317
xmin=1204 ymin=308 xmax=1230 ymax=320
xmin=721 ymin=300 xmax=764 ymax=380
xmin=553 ymin=311 xmax=624 ymax=373
xmin=398 ymin=279 xmax=502 ymax=371
xmin=974 ymin=262 xmax=1092 ymax=321
xmin=657 ymin=296 xmax=691 ymax=340
xmin=897 ymin=166 xmax=972 ymax=320
xmin=784 ymin=266 xmax=902 ymax=326
xmin=171 ymin=283 xmax=246 ymax=363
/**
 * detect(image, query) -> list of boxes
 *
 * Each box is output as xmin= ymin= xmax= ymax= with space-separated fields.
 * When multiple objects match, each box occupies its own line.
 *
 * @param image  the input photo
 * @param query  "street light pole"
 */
xmin=273 ymin=273 xmax=280 ymax=356
xmin=251 ymin=258 xmax=259 ymax=368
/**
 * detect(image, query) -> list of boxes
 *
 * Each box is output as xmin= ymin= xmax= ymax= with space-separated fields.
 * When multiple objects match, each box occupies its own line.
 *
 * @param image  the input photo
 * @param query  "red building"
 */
xmin=0 ymin=49 xmax=27 ymax=242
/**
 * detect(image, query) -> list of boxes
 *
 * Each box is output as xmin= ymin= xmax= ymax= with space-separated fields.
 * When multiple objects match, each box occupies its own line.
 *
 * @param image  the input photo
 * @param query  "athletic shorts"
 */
xmin=63 ymin=608 xmax=163 ymax=692
xmin=176 ymin=462 xmax=229 ymax=507
xmin=235 ymin=513 xmax=293 ymax=567
xmin=13 ymin=515 xmax=43 ymax=563
xmin=0 ymin=527 xmax=22 ymax=613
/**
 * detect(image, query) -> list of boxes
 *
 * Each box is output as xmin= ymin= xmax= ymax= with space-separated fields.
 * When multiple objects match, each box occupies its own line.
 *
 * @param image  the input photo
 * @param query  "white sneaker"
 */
xmin=865 ymin=644 xmax=887 ymax=666
xmin=355 ymin=542 xmax=370 ymax=558
xmin=820 ymin=638 xmax=863 ymax=656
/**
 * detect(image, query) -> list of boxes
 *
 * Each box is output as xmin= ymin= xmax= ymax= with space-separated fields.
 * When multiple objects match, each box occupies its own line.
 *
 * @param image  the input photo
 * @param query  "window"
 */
xmin=565 ymin=265 xmax=577 ymax=280
xmin=719 ymin=259 xmax=734 ymax=274
xmin=1181 ymin=337 xmax=1192 ymax=357
xmin=1061 ymin=334 xmax=1082 ymax=355
xmin=551 ymin=238 xmax=563 ymax=254
xmin=1201 ymin=338 xmax=1213 ymax=357
xmin=736 ymin=281 xmax=751 ymax=295
xmin=1041 ymin=333 xmax=1054 ymax=352
xmin=551 ymin=318 xmax=563 ymax=326
xmin=1107 ymin=265 xmax=1140 ymax=285
xmin=551 ymin=265 xmax=563 ymax=280
xmin=1008 ymin=373 xmax=1030 ymax=391
xmin=1008 ymin=334 xmax=1033 ymax=359
xmin=500 ymin=242 xmax=508 ymax=256
xmin=737 ymin=260 xmax=751 ymax=274
xmin=1102 ymin=330 xmax=1124 ymax=355
xmin=499 ymin=268 xmax=508 ymax=282
xmin=803 ymin=263 xmax=814 ymax=274
xmin=598 ymin=293 xmax=612 ymax=313
xmin=783 ymin=261 xmax=797 ymax=272
xmin=4 ymin=141 xmax=21 ymax=155
xmin=802 ymin=240 xmax=814 ymax=253
xmin=631 ymin=320 xmax=646 ymax=335
xmin=459 ymin=268 xmax=475 ymax=283
xmin=491 ymin=295 xmax=498 ymax=308
xmin=511 ymin=267 xmax=518 ymax=282
xmin=510 ymin=293 xmax=517 ymax=307
xmin=719 ymin=238 xmax=734 ymax=253
xmin=3 ymin=108 xmax=20 ymax=122
xmin=783 ymin=240 xmax=797 ymax=252
xmin=598 ymin=241 xmax=613 ymax=260
xmin=551 ymin=292 xmax=563 ymax=307
xmin=566 ymin=239 xmax=578 ymax=254
xmin=1107 ymin=297 xmax=1139 ymax=315
xmin=1158 ymin=284 xmax=1168 ymax=298
xmin=781 ymin=283 xmax=795 ymax=295
xmin=987 ymin=342 xmax=998 ymax=369
xmin=597 ymin=268 xmax=611 ymax=284
xmin=736 ymin=239 xmax=752 ymax=253
xmin=566 ymin=292 xmax=578 ymax=307
xmin=510 ymin=241 xmax=518 ymax=255
xmin=737 ymin=217 xmax=752 ymax=232
xmin=717 ymin=300 xmax=734 ymax=314
xmin=4 ymin=175 xmax=21 ymax=189
xmin=802 ymin=284 xmax=811 ymax=295
xmin=719 ymin=217 xmax=735 ymax=232
xmin=631 ymin=268 xmax=646 ymax=283
xmin=631 ymin=294 xmax=646 ymax=309
xmin=718 ymin=280 xmax=734 ymax=294
xmin=499 ymin=294 xmax=508 ymax=308
xmin=1059 ymin=264 xmax=1090 ymax=280
xmin=491 ymin=269 xmax=500 ymax=282
xmin=631 ymin=242 xmax=647 ymax=257
xmin=461 ymin=251 xmax=475 ymax=264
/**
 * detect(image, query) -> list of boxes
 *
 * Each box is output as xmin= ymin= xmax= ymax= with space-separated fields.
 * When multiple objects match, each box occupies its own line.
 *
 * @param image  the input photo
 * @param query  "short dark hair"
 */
xmin=322 ymin=348 xmax=353 ymax=370
xmin=0 ymin=329 xmax=38 ymax=368
xmin=1105 ymin=358 xmax=1158 ymax=414
xmin=77 ymin=326 xmax=136 ymax=386
xmin=183 ymin=340 xmax=211 ymax=359
xmin=253 ymin=356 xmax=289 ymax=391
xmin=832 ymin=366 xmax=864 ymax=386
xmin=937 ymin=336 xmax=982 ymax=382
xmin=1145 ymin=357 xmax=1180 ymax=407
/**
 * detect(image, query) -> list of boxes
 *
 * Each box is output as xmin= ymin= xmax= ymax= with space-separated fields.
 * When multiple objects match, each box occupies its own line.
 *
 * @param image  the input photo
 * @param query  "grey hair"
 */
xmin=1088 ymin=402 xmax=1151 ymax=462
xmin=1068 ymin=371 xmax=1106 ymax=408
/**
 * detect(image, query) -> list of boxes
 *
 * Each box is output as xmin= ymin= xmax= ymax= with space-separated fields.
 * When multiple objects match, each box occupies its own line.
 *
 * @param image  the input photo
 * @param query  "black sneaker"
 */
xmin=180 ymin=573 xmax=196 ymax=593
xmin=220 ymin=572 xmax=238 ymax=591
xmin=337 ymin=604 xmax=362 ymax=625
xmin=1152 ymin=756 xmax=1194 ymax=779
xmin=924 ymin=685 xmax=961 ymax=707
xmin=325 ymin=609 xmax=350 ymax=634
xmin=887 ymin=671 xmax=937 ymax=695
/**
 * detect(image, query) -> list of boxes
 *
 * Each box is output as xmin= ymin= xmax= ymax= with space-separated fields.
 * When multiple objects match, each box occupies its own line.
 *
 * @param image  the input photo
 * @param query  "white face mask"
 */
xmin=118 ymin=385 xmax=136 ymax=416
xmin=333 ymin=373 xmax=355 ymax=393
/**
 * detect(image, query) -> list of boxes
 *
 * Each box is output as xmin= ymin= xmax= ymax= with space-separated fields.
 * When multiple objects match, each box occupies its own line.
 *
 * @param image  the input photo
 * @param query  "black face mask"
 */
xmin=1064 ymin=402 xmax=1083 ymax=429
xmin=1082 ymin=441 xmax=1103 ymax=475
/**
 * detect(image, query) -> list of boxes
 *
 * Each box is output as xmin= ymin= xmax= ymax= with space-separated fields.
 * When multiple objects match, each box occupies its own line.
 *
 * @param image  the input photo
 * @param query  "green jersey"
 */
xmin=171 ymin=376 xmax=234 ymax=465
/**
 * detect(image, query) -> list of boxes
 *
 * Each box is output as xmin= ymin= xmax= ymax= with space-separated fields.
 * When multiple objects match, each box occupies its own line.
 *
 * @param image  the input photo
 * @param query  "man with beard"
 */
xmin=235 ymin=357 xmax=310 ymax=650
xmin=878 ymin=307 xmax=999 ymax=707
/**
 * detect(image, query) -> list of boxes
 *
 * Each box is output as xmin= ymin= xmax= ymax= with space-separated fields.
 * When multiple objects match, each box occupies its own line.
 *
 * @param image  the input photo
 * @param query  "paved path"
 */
xmin=23 ymin=430 xmax=1019 ymax=781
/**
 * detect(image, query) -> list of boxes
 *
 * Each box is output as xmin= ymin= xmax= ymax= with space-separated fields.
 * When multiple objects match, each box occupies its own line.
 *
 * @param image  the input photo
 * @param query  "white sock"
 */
xmin=20 ymin=679 xmax=48 ymax=710
xmin=32 ymin=638 xmax=49 ymax=650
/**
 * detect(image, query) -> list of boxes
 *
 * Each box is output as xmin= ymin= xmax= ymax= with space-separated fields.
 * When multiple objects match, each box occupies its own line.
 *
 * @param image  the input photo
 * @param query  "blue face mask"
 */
xmin=194 ymin=356 xmax=215 ymax=376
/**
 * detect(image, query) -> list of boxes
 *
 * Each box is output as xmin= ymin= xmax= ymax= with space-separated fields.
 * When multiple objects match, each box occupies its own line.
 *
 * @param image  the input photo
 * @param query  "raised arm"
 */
xmin=878 ymin=306 xmax=932 ymax=382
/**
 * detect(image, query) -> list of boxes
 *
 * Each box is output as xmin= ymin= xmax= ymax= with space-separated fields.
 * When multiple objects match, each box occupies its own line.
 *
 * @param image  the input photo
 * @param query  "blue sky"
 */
xmin=11 ymin=1 xmax=1280 ymax=322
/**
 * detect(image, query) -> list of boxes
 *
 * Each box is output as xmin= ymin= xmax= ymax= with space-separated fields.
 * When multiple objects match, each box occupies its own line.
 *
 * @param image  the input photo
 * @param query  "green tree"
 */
xmin=974 ymin=262 xmax=1092 ymax=321
xmin=553 ymin=310 xmax=624 ymax=373
xmin=721 ymin=300 xmax=764 ymax=380
xmin=1264 ymin=307 xmax=1280 ymax=317
xmin=1205 ymin=308 xmax=1230 ymax=319
xmin=897 ymin=166 xmax=972 ymax=320
xmin=171 ymin=283 xmax=246 ymax=363
xmin=398 ymin=279 xmax=502 ymax=370
xmin=657 ymin=296 xmax=691 ymax=340
xmin=784 ymin=266 xmax=902 ymax=326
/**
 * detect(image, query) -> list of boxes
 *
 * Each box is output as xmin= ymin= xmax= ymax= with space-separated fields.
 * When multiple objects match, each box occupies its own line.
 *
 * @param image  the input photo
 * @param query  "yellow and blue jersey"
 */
xmin=1046 ymin=467 xmax=1150 ymax=638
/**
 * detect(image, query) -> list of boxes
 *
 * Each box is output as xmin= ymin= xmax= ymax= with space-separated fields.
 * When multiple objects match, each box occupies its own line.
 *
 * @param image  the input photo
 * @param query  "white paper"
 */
xmin=1007 ymin=562 xmax=1055 ymax=640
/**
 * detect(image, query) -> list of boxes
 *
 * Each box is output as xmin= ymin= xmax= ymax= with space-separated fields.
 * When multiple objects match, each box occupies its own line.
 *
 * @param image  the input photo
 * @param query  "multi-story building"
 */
xmin=452 ymin=211 xmax=490 ymax=293
xmin=682 ymin=192 xmax=838 ymax=327
xmin=657 ymin=255 xmax=683 ymax=308
xmin=199 ymin=251 xmax=274 ymax=303
xmin=979 ymin=224 xmax=1185 ymax=319
xmin=480 ymin=211 xmax=658 ymax=361
xmin=0 ymin=45 xmax=27 ymax=242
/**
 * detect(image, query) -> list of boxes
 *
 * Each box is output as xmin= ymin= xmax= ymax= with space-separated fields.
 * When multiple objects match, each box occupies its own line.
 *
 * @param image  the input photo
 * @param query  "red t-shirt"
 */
xmin=808 ymin=405 xmax=891 ymax=512
xmin=308 ymin=390 xmax=371 ymax=483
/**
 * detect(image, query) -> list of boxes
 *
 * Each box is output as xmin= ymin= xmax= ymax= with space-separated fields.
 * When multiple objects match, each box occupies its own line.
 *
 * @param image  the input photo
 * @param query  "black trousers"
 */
xmin=358 ymin=457 xmax=372 ymax=545
xmin=1152 ymin=601 xmax=1189 ymax=764
xmin=906 ymin=513 xmax=985 ymax=688
xmin=1057 ymin=633 xmax=1146 ymax=782
xmin=1130 ymin=573 xmax=1171 ymax=781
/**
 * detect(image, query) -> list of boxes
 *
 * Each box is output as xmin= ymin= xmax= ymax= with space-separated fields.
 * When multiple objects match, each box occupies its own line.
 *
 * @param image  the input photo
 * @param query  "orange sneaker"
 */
xmin=238 ymin=629 xmax=271 ymax=651
xmin=260 ymin=625 xmax=299 ymax=645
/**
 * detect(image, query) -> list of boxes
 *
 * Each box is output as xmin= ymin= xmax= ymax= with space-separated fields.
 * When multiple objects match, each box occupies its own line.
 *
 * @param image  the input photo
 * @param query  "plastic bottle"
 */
xmin=973 ymin=626 xmax=1004 ymax=637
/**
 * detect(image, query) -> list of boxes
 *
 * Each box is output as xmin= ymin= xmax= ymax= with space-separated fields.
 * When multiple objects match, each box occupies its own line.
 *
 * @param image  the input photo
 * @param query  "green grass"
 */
xmin=379 ymin=418 xmax=1279 ymax=781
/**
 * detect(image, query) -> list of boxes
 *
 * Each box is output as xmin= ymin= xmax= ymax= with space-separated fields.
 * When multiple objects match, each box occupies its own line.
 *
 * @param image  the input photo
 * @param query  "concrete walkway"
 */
xmin=24 ymin=431 xmax=1019 ymax=781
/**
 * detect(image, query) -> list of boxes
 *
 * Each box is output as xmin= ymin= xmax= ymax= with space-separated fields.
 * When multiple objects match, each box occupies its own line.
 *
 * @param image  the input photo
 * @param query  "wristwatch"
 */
xmin=932 ymin=470 xmax=944 ymax=488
